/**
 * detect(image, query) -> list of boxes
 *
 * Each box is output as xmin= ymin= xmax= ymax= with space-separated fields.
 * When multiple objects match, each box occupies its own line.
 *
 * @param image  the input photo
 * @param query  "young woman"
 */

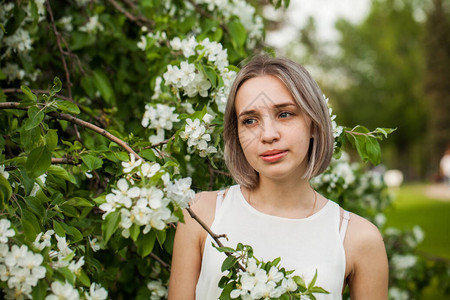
xmin=168 ymin=56 xmax=388 ymax=299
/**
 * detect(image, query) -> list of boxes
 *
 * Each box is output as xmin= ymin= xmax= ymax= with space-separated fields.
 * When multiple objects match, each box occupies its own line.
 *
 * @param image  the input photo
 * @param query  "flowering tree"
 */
xmin=0 ymin=0 xmax=447 ymax=299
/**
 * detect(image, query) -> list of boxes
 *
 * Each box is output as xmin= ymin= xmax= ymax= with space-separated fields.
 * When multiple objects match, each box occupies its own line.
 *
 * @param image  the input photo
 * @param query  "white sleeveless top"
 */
xmin=195 ymin=185 xmax=349 ymax=299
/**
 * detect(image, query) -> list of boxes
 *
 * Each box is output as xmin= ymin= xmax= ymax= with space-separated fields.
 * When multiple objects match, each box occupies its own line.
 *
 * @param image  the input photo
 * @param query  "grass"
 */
xmin=384 ymin=183 xmax=450 ymax=260
xmin=384 ymin=183 xmax=450 ymax=299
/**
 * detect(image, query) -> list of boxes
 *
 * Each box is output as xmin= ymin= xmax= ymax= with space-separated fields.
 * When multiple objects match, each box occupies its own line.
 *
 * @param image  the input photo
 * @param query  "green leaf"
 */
xmin=293 ymin=275 xmax=306 ymax=289
xmin=213 ymin=245 xmax=236 ymax=254
xmin=141 ymin=149 xmax=156 ymax=161
xmin=93 ymin=70 xmax=116 ymax=105
xmin=50 ymin=77 xmax=62 ymax=96
xmin=55 ymin=100 xmax=80 ymax=114
xmin=45 ymin=130 xmax=58 ymax=151
xmin=24 ymin=106 xmax=45 ymax=130
xmin=47 ymin=165 xmax=76 ymax=184
xmin=309 ymin=286 xmax=330 ymax=294
xmin=20 ymin=126 xmax=41 ymax=152
xmin=26 ymin=146 xmax=52 ymax=178
xmin=22 ymin=218 xmax=38 ymax=241
xmin=32 ymin=279 xmax=48 ymax=300
xmin=365 ymin=137 xmax=381 ymax=165
xmin=78 ymin=269 xmax=91 ymax=287
xmin=308 ymin=269 xmax=318 ymax=289
xmin=58 ymin=267 xmax=75 ymax=285
xmin=129 ymin=223 xmax=140 ymax=242
xmin=20 ymin=85 xmax=37 ymax=102
xmin=64 ymin=197 xmax=94 ymax=207
xmin=81 ymin=154 xmax=103 ymax=171
xmin=228 ymin=20 xmax=247 ymax=48
xmin=0 ymin=175 xmax=12 ymax=208
xmin=221 ymin=255 xmax=237 ymax=272
xmin=102 ymin=211 xmax=121 ymax=244
xmin=137 ymin=230 xmax=157 ymax=257
xmin=156 ymin=230 xmax=166 ymax=246
xmin=25 ymin=196 xmax=45 ymax=219
xmin=53 ymin=220 xmax=66 ymax=237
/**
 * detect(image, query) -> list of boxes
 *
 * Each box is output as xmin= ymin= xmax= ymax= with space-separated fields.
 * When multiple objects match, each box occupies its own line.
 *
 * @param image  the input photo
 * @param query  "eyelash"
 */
xmin=241 ymin=111 xmax=294 ymax=125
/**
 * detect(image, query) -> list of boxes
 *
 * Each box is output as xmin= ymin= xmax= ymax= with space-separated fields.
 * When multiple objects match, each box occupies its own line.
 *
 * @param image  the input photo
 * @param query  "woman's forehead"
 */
xmin=234 ymin=76 xmax=298 ymax=115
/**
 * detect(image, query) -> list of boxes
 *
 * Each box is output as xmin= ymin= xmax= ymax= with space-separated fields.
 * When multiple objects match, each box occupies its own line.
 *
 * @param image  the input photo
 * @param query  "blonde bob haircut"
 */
xmin=224 ymin=55 xmax=334 ymax=189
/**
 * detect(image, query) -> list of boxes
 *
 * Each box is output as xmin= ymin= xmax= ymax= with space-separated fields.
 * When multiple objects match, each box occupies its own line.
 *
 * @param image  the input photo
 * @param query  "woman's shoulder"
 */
xmin=344 ymin=211 xmax=386 ymax=263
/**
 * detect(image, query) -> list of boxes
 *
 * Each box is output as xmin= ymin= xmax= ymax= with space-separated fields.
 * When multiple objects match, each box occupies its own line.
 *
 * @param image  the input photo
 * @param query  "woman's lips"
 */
xmin=260 ymin=150 xmax=288 ymax=162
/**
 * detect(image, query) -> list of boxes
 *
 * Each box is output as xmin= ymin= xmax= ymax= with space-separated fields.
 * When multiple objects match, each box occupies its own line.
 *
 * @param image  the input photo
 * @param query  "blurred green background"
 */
xmin=263 ymin=0 xmax=450 ymax=295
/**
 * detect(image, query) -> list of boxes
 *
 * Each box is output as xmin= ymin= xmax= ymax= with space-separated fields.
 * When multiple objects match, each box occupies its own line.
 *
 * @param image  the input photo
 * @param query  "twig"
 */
xmin=45 ymin=0 xmax=72 ymax=99
xmin=149 ymin=253 xmax=171 ymax=272
xmin=186 ymin=206 xmax=245 ymax=271
xmin=51 ymin=157 xmax=76 ymax=164
xmin=0 ymin=102 xmax=142 ymax=161
xmin=107 ymin=0 xmax=154 ymax=27
xmin=142 ymin=138 xmax=173 ymax=150
xmin=3 ymin=88 xmax=107 ymax=128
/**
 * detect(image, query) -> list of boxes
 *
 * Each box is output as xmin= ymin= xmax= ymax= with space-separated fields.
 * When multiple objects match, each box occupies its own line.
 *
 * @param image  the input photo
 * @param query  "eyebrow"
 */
xmin=237 ymin=102 xmax=298 ymax=118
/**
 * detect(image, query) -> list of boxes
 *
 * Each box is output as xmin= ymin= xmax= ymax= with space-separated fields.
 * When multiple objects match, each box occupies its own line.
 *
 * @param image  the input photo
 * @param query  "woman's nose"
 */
xmin=260 ymin=117 xmax=280 ymax=143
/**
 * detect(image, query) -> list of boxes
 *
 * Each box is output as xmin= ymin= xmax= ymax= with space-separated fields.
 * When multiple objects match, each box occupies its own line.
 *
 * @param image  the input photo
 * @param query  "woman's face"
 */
xmin=235 ymin=75 xmax=312 ymax=182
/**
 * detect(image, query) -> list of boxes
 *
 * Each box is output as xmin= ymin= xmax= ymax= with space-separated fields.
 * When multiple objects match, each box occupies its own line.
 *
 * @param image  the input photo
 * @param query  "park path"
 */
xmin=424 ymin=183 xmax=450 ymax=201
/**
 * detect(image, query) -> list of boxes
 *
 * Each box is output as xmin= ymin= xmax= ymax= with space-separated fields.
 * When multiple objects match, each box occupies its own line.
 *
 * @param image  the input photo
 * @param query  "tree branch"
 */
xmin=0 ymin=102 xmax=142 ymax=161
xmin=149 ymin=253 xmax=171 ymax=272
xmin=3 ymin=88 xmax=108 ymax=128
xmin=45 ymin=0 xmax=72 ymax=99
xmin=107 ymin=0 xmax=154 ymax=27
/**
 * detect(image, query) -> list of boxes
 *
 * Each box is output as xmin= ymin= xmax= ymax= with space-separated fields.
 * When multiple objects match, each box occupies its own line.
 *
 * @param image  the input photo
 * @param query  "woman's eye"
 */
xmin=279 ymin=112 xmax=293 ymax=118
xmin=243 ymin=118 xmax=256 ymax=125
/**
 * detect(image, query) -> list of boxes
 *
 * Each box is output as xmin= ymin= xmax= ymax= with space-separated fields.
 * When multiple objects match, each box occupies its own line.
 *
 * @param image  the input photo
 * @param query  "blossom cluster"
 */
xmin=230 ymin=258 xmax=298 ymax=299
xmin=100 ymin=158 xmax=195 ymax=237
xmin=311 ymin=152 xmax=357 ymax=193
xmin=147 ymin=279 xmax=168 ymax=300
xmin=192 ymin=0 xmax=264 ymax=48
xmin=141 ymin=104 xmax=180 ymax=145
xmin=0 ymin=219 xmax=45 ymax=299
xmin=180 ymin=114 xmax=217 ymax=157
xmin=324 ymin=95 xmax=344 ymax=149
xmin=164 ymin=36 xmax=237 ymax=112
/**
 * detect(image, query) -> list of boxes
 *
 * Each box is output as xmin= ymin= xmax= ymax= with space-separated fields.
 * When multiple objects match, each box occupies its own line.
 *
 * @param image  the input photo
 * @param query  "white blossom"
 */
xmin=79 ymin=15 xmax=104 ymax=33
xmin=89 ymin=237 xmax=101 ymax=252
xmin=85 ymin=283 xmax=108 ymax=300
xmin=46 ymin=281 xmax=79 ymax=300
xmin=147 ymin=279 xmax=168 ymax=300
xmin=122 ymin=154 xmax=143 ymax=174
xmin=167 ymin=177 xmax=195 ymax=208
xmin=0 ymin=219 xmax=15 ymax=243
xmin=33 ymin=230 xmax=54 ymax=251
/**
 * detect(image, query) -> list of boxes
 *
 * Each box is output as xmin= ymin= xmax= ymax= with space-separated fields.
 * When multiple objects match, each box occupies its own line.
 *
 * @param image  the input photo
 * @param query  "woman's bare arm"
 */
xmin=168 ymin=192 xmax=216 ymax=300
xmin=345 ymin=214 xmax=389 ymax=299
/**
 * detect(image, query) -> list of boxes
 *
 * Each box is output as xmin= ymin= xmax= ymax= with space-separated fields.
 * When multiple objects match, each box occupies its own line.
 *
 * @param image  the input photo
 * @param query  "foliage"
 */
xmin=0 ymin=0 xmax=442 ymax=299
xmin=215 ymin=243 xmax=328 ymax=300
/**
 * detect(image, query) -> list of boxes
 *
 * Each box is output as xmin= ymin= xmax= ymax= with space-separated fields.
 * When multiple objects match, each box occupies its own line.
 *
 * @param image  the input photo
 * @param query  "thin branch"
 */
xmin=186 ymin=206 xmax=245 ymax=271
xmin=107 ymin=0 xmax=154 ymax=27
xmin=149 ymin=253 xmax=171 ymax=272
xmin=142 ymin=137 xmax=173 ymax=150
xmin=0 ymin=102 xmax=142 ymax=161
xmin=3 ymin=88 xmax=107 ymax=128
xmin=45 ymin=0 xmax=72 ymax=99
xmin=51 ymin=157 xmax=77 ymax=164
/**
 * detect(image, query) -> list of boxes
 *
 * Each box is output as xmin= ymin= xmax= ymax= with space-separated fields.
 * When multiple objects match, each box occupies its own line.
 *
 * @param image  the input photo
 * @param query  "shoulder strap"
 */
xmin=339 ymin=210 xmax=350 ymax=242
xmin=215 ymin=190 xmax=226 ymax=217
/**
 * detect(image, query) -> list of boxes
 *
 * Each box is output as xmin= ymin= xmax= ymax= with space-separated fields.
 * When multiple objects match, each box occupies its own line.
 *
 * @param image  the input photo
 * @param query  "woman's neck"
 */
xmin=242 ymin=176 xmax=319 ymax=218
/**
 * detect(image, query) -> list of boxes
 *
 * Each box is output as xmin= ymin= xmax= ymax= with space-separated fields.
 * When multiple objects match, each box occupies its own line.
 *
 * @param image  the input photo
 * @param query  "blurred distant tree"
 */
xmin=333 ymin=0 xmax=427 ymax=178
xmin=289 ymin=0 xmax=429 ymax=178
xmin=424 ymin=0 xmax=450 ymax=176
